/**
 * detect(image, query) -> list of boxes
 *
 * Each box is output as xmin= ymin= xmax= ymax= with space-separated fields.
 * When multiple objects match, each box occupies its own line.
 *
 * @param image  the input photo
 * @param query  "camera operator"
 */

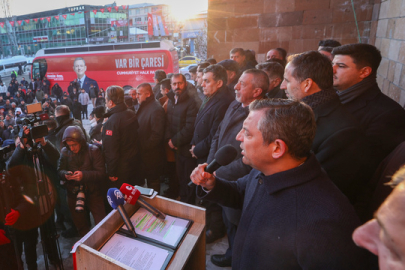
xmin=57 ymin=126 xmax=107 ymax=237
xmin=0 ymin=150 xmax=32 ymax=270
xmin=7 ymin=126 xmax=62 ymax=269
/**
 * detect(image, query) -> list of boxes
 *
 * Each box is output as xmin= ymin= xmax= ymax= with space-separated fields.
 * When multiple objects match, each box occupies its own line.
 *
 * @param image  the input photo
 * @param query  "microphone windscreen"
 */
xmin=215 ymin=144 xmax=238 ymax=166
xmin=120 ymin=183 xmax=141 ymax=205
xmin=107 ymin=188 xmax=125 ymax=209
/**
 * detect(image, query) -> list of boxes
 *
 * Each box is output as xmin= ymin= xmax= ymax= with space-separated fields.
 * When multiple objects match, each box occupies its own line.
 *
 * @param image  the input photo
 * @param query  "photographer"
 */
xmin=57 ymin=126 xmax=107 ymax=237
xmin=7 ymin=126 xmax=62 ymax=269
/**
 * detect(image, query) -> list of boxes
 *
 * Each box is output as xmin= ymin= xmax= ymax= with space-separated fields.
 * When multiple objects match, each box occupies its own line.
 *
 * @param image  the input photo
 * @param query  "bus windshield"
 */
xmin=32 ymin=59 xmax=47 ymax=80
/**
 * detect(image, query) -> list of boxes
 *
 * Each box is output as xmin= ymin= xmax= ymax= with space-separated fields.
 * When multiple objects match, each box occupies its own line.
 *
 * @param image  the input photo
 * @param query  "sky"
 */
xmin=7 ymin=0 xmax=207 ymax=20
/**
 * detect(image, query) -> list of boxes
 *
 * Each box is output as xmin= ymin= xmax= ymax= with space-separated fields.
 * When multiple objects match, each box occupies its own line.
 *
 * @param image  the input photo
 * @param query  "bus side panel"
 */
xmin=36 ymin=50 xmax=176 ymax=91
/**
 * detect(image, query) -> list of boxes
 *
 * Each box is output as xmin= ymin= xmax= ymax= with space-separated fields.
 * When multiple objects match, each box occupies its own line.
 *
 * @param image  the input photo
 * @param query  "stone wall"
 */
xmin=207 ymin=0 xmax=376 ymax=63
xmin=374 ymin=0 xmax=405 ymax=105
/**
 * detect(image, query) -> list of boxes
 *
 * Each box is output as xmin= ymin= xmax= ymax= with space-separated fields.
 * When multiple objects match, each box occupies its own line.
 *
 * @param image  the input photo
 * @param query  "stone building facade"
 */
xmin=207 ymin=0 xmax=405 ymax=105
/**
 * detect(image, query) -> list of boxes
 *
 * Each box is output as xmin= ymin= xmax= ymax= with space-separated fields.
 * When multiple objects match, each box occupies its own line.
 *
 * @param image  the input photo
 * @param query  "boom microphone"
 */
xmin=188 ymin=144 xmax=238 ymax=186
xmin=107 ymin=188 xmax=137 ymax=238
xmin=120 ymin=184 xmax=166 ymax=220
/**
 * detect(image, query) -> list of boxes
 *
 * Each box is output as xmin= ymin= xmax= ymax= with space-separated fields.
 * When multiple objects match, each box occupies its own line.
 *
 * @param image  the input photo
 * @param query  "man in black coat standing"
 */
xmin=190 ymin=64 xmax=234 ymax=244
xmin=136 ymin=83 xmax=166 ymax=193
xmin=281 ymin=51 xmax=376 ymax=217
xmin=207 ymin=69 xmax=268 ymax=267
xmin=191 ymin=99 xmax=371 ymax=270
xmin=165 ymin=74 xmax=201 ymax=204
xmin=332 ymin=44 xmax=405 ymax=164
xmin=103 ymin=86 xmax=140 ymax=188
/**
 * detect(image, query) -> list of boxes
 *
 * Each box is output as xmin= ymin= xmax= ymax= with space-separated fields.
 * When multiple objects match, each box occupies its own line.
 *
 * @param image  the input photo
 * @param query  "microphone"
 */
xmin=120 ymin=184 xmax=166 ymax=220
xmin=188 ymin=144 xmax=238 ymax=186
xmin=107 ymin=188 xmax=137 ymax=238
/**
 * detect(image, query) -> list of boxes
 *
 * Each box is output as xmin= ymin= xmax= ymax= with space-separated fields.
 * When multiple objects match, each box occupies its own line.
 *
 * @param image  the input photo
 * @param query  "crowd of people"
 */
xmin=1 ymin=39 xmax=405 ymax=269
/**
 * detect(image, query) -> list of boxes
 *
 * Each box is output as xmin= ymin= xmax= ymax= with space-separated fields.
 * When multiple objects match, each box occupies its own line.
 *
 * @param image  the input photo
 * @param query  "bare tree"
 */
xmin=194 ymin=20 xmax=207 ymax=60
xmin=1 ymin=0 xmax=18 ymax=56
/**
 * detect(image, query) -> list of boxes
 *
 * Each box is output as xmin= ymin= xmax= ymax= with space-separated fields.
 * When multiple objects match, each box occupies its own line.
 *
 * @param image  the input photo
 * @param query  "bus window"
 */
xmin=32 ymin=59 xmax=47 ymax=80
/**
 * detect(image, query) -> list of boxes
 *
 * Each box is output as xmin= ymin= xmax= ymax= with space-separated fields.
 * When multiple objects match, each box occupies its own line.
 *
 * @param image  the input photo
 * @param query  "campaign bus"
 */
xmin=30 ymin=40 xmax=179 ymax=91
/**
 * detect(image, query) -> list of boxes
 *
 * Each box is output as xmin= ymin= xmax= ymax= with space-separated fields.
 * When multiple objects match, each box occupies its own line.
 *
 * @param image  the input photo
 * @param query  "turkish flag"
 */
xmin=122 ymin=5 xmax=127 ymax=10
xmin=114 ymin=6 xmax=119 ymax=12
xmin=33 ymin=18 xmax=38 ymax=22
xmin=46 ymin=17 xmax=51 ymax=22
xmin=106 ymin=130 xmax=113 ymax=136
xmin=107 ymin=7 xmax=112 ymax=12
xmin=40 ymin=18 xmax=44 ymax=21
xmin=24 ymin=19 xmax=30 ymax=24
xmin=54 ymin=15 xmax=59 ymax=20
xmin=62 ymin=15 xmax=67 ymax=19
xmin=100 ymin=8 xmax=105 ymax=13
xmin=147 ymin=13 xmax=153 ymax=36
xmin=9 ymin=21 xmax=14 ymax=27
xmin=17 ymin=20 xmax=22 ymax=26
xmin=0 ymin=22 xmax=4 ymax=28
xmin=70 ymin=13 xmax=75 ymax=16
xmin=93 ymin=10 xmax=97 ymax=15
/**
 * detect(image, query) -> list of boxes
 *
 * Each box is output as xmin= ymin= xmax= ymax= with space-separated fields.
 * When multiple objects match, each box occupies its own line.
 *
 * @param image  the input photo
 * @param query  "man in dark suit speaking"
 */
xmin=72 ymin=57 xmax=99 ymax=93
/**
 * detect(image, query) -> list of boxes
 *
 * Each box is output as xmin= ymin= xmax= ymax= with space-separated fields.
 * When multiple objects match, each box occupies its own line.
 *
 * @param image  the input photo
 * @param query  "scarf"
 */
xmin=301 ymin=87 xmax=339 ymax=110
xmin=336 ymin=76 xmax=377 ymax=104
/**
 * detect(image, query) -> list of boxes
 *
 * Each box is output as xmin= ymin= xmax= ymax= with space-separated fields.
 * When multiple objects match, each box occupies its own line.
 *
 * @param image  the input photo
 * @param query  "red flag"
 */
xmin=9 ymin=21 xmax=14 ymax=27
xmin=33 ymin=18 xmax=38 ymax=22
xmin=40 ymin=18 xmax=44 ymax=21
xmin=54 ymin=15 xmax=59 ymax=20
xmin=78 ymin=12 xmax=82 ymax=14
xmin=46 ymin=17 xmax=51 ymax=22
xmin=24 ymin=19 xmax=30 ymax=24
xmin=100 ymin=8 xmax=105 ymax=13
xmin=93 ymin=10 xmax=97 ymax=15
xmin=70 ymin=13 xmax=75 ymax=16
xmin=17 ymin=20 xmax=22 ymax=26
xmin=0 ymin=22 xmax=4 ymax=28
xmin=122 ymin=5 xmax=127 ymax=10
xmin=84 ymin=11 xmax=89 ymax=13
xmin=107 ymin=7 xmax=112 ymax=12
xmin=147 ymin=13 xmax=153 ymax=36
xmin=62 ymin=15 xmax=67 ymax=19
xmin=114 ymin=6 xmax=119 ymax=12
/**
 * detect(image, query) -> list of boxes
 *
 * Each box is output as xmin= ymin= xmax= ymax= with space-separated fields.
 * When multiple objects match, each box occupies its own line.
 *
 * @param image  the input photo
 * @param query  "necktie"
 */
xmin=78 ymin=80 xmax=81 ymax=88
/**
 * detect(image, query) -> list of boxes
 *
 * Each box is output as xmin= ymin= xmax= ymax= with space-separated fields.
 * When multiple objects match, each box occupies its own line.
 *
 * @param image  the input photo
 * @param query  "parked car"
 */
xmin=178 ymin=56 xmax=201 ymax=68
xmin=180 ymin=64 xmax=197 ymax=80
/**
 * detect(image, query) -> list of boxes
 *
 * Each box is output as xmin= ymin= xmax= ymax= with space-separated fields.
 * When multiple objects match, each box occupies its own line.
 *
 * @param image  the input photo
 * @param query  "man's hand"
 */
xmin=0 ymin=229 xmax=10 ymax=245
xmin=109 ymin=176 xmax=118 ymax=182
xmin=65 ymin=171 xmax=74 ymax=181
xmin=5 ymin=209 xmax=20 ymax=226
xmin=168 ymin=139 xmax=177 ymax=150
xmin=190 ymin=164 xmax=216 ymax=191
xmin=71 ymin=171 xmax=83 ymax=181
xmin=190 ymin=145 xmax=197 ymax=159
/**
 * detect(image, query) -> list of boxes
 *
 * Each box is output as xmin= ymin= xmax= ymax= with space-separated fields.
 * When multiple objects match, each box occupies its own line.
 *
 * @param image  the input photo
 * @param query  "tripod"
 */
xmin=28 ymin=143 xmax=64 ymax=270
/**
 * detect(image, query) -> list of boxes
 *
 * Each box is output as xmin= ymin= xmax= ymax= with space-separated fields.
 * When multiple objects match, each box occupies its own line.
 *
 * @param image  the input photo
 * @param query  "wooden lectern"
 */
xmin=72 ymin=195 xmax=206 ymax=270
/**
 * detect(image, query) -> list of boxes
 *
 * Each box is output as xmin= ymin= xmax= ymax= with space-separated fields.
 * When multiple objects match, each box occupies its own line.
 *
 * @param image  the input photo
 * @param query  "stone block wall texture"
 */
xmin=207 ymin=0 xmax=376 ymax=63
xmin=374 ymin=0 xmax=405 ymax=105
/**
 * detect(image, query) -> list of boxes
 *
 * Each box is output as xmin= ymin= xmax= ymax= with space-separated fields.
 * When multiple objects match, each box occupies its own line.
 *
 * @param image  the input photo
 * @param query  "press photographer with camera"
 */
xmin=57 ymin=126 xmax=107 ymax=237
xmin=7 ymin=125 xmax=62 ymax=269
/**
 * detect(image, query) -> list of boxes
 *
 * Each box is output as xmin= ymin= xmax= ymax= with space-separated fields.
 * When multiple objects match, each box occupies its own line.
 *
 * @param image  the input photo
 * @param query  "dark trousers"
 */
xmin=204 ymin=201 xmax=226 ymax=235
xmin=176 ymin=154 xmax=197 ymax=204
xmin=67 ymin=192 xmax=106 ymax=237
xmin=81 ymin=104 xmax=88 ymax=119
xmin=15 ymin=227 xmax=38 ymax=270
xmin=223 ymin=210 xmax=237 ymax=259
xmin=0 ymin=231 xmax=19 ymax=270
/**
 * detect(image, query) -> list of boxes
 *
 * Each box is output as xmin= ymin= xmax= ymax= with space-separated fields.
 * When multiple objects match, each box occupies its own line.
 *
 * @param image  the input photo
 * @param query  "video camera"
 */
xmin=15 ymin=103 xmax=49 ymax=140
